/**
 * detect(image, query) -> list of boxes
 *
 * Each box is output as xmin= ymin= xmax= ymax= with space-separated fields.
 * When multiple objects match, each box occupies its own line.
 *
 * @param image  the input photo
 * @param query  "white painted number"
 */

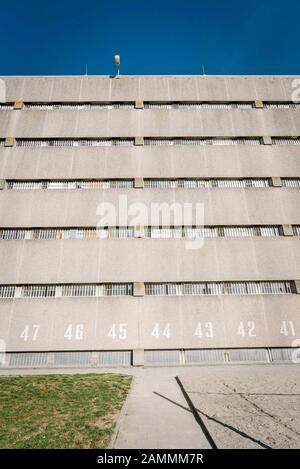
xmin=151 ymin=323 xmax=171 ymax=339
xmin=108 ymin=324 xmax=127 ymax=340
xmin=237 ymin=321 xmax=256 ymax=337
xmin=64 ymin=324 xmax=84 ymax=341
xmin=194 ymin=322 xmax=214 ymax=338
xmin=20 ymin=325 xmax=40 ymax=341
xmin=280 ymin=321 xmax=295 ymax=337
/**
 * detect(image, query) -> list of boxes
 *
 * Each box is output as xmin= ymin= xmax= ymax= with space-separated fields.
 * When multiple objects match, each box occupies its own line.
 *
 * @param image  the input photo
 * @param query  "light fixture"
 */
xmin=114 ymin=55 xmax=121 ymax=78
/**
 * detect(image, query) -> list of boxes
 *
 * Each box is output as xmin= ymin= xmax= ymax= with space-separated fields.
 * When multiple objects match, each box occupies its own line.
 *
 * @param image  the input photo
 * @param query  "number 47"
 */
xmin=20 ymin=325 xmax=40 ymax=341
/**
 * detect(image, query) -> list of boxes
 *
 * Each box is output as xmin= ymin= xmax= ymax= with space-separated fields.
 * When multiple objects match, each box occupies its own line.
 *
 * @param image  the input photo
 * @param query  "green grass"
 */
xmin=0 ymin=373 xmax=132 ymax=449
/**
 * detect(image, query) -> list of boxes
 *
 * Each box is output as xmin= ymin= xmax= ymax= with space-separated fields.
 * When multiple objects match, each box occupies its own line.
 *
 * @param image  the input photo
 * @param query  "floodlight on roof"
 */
xmin=114 ymin=55 xmax=121 ymax=78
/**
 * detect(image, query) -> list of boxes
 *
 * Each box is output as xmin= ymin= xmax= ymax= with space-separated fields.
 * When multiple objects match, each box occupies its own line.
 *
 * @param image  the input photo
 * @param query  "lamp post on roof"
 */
xmin=114 ymin=55 xmax=121 ymax=78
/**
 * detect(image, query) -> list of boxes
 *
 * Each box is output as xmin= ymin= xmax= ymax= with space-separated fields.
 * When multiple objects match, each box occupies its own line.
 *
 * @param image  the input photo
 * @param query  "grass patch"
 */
xmin=0 ymin=373 xmax=132 ymax=449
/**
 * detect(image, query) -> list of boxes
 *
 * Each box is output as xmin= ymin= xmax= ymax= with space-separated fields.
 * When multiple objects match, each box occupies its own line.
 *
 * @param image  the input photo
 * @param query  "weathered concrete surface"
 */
xmin=180 ymin=364 xmax=300 ymax=449
xmin=1 ymin=75 xmax=298 ymax=102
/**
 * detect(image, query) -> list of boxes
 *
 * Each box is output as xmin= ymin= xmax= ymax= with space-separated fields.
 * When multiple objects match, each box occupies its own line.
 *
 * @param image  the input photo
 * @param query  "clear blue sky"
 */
xmin=0 ymin=0 xmax=300 ymax=76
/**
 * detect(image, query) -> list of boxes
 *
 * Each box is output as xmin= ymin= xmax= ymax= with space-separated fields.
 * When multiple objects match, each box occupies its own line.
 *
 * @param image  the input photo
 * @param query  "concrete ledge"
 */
xmin=295 ymin=280 xmax=300 ymax=294
xmin=263 ymin=136 xmax=272 ymax=145
xmin=133 ymin=282 xmax=145 ymax=296
xmin=255 ymin=100 xmax=264 ymax=108
xmin=135 ymin=100 xmax=144 ymax=109
xmin=132 ymin=349 xmax=144 ymax=366
xmin=271 ymin=177 xmax=282 ymax=187
xmin=4 ymin=137 xmax=15 ymax=147
xmin=13 ymin=101 xmax=24 ymax=110
xmin=134 ymin=177 xmax=144 ymax=188
xmin=282 ymin=224 xmax=294 ymax=236
xmin=134 ymin=137 xmax=144 ymax=146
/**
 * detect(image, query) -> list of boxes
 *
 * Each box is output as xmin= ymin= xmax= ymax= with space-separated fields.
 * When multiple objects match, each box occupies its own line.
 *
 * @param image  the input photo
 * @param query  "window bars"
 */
xmin=6 ymin=178 xmax=300 ymax=190
xmin=6 ymin=180 xmax=134 ymax=190
xmin=281 ymin=179 xmax=300 ymax=188
xmin=15 ymin=139 xmax=134 ymax=147
xmin=144 ymin=178 xmax=272 ymax=189
xmin=145 ymin=281 xmax=295 ymax=296
xmin=1 ymin=137 xmax=300 ymax=147
xmin=0 ymin=226 xmax=284 ymax=240
xmin=0 ymin=283 xmax=133 ymax=298
xmin=0 ymin=281 xmax=296 ymax=299
xmin=144 ymin=138 xmax=262 ymax=146
xmin=1 ymin=102 xmax=300 ymax=110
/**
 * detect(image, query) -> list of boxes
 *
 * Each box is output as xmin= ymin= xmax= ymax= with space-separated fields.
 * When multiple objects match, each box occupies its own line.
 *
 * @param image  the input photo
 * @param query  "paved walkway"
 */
xmin=111 ymin=367 xmax=210 ymax=449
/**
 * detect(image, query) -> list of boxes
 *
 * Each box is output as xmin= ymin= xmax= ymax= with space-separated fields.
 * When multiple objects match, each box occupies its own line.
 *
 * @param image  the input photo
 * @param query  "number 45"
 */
xmin=108 ymin=324 xmax=127 ymax=340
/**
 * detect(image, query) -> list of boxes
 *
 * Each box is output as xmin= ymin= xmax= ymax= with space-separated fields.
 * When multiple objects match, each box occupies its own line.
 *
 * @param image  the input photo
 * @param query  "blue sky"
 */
xmin=0 ymin=0 xmax=299 ymax=75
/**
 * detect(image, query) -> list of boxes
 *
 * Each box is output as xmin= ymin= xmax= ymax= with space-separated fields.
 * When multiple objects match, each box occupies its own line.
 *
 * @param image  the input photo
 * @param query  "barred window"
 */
xmin=145 ymin=283 xmax=179 ymax=296
xmin=272 ymin=138 xmax=300 ymax=145
xmin=62 ymin=284 xmax=97 ymax=297
xmin=144 ymin=178 xmax=271 ymax=188
xmin=103 ymin=283 xmax=133 ymax=296
xmin=145 ymin=281 xmax=294 ymax=296
xmin=0 ymin=225 xmax=284 ymax=240
xmin=32 ymin=229 xmax=57 ymax=240
xmin=15 ymin=138 xmax=134 ymax=147
xmin=281 ymin=178 xmax=300 ymax=188
xmin=0 ymin=286 xmax=16 ymax=298
xmin=23 ymin=102 xmax=135 ymax=110
xmin=6 ymin=179 xmax=134 ymax=190
xmin=293 ymin=225 xmax=300 ymax=236
xmin=22 ymin=285 xmax=56 ymax=298
xmin=0 ymin=229 xmax=26 ymax=240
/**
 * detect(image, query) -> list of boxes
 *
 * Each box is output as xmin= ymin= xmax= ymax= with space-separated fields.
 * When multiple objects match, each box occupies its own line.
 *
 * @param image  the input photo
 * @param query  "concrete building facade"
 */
xmin=0 ymin=75 xmax=299 ymax=367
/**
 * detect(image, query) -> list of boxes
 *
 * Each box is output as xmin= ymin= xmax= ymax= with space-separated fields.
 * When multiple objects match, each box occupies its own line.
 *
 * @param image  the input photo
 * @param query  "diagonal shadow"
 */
xmin=153 ymin=389 xmax=272 ymax=449
xmin=195 ymin=407 xmax=272 ymax=449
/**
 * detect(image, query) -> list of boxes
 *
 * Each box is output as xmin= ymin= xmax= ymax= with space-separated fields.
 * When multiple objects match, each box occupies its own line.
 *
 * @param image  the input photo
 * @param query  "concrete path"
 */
xmin=111 ymin=367 xmax=211 ymax=449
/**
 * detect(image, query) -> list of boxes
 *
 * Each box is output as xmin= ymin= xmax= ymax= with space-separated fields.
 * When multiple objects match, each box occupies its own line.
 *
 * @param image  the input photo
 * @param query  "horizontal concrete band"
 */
xmin=0 ymin=239 xmax=299 ymax=283
xmin=0 ymin=295 xmax=299 ymax=351
xmin=0 ymin=190 xmax=298 ymax=226
xmin=1 ymin=146 xmax=300 ymax=179
xmin=1 ymin=76 xmax=299 ymax=101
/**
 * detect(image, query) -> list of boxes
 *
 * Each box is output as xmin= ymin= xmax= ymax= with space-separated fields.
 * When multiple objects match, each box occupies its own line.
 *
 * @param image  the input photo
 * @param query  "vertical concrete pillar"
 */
xmin=132 ymin=349 xmax=145 ymax=366
xmin=133 ymin=282 xmax=145 ymax=297
xmin=282 ymin=224 xmax=294 ymax=236
xmin=271 ymin=177 xmax=282 ymax=187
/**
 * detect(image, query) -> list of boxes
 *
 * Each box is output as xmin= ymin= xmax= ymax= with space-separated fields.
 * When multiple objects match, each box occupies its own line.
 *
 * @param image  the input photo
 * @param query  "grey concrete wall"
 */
xmin=1 ymin=146 xmax=300 ymax=180
xmin=0 ymin=76 xmax=300 ymax=356
xmin=1 ymin=109 xmax=300 ymax=137
xmin=0 ymin=189 xmax=298 ymax=227
xmin=1 ymin=76 xmax=299 ymax=102
xmin=1 ymin=295 xmax=299 ymax=352
xmin=0 ymin=238 xmax=299 ymax=284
